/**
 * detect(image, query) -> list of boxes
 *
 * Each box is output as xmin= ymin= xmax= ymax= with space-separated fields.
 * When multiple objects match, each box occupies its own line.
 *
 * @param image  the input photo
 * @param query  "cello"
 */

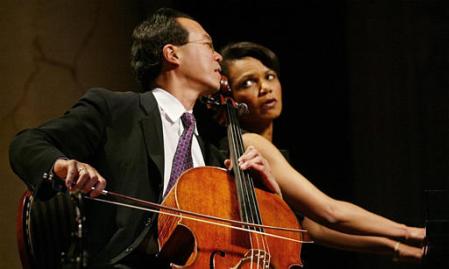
xmin=156 ymin=79 xmax=304 ymax=268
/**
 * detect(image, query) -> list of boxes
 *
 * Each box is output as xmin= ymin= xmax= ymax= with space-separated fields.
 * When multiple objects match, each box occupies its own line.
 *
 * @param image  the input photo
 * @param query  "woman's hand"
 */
xmin=393 ymin=241 xmax=426 ymax=263
xmin=405 ymin=226 xmax=426 ymax=244
xmin=224 ymin=145 xmax=282 ymax=196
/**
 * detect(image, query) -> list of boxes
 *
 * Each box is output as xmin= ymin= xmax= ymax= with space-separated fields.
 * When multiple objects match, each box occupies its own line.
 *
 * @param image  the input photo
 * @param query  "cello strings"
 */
xmin=230 ymin=106 xmax=259 ymax=267
xmin=227 ymin=101 xmax=270 ymax=268
xmin=227 ymin=105 xmax=256 ymax=267
xmin=232 ymin=102 xmax=269 ymax=253
xmin=227 ymin=102 xmax=261 ymax=266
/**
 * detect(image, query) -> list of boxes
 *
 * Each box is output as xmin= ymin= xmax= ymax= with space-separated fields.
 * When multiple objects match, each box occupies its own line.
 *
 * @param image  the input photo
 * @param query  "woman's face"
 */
xmin=226 ymin=57 xmax=283 ymax=126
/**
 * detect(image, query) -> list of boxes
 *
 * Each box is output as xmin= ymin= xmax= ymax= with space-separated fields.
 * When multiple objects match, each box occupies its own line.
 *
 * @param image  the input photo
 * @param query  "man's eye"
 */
xmin=202 ymin=42 xmax=214 ymax=51
xmin=207 ymin=42 xmax=214 ymax=50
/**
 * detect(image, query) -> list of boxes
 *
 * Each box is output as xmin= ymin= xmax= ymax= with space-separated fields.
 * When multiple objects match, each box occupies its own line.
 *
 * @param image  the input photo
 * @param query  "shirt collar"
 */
xmin=152 ymin=88 xmax=199 ymax=135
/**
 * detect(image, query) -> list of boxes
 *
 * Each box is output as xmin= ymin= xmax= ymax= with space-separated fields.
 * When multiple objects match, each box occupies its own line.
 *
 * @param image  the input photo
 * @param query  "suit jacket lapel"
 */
xmin=139 ymin=91 xmax=164 ymax=180
xmin=138 ymin=92 xmax=223 ymax=178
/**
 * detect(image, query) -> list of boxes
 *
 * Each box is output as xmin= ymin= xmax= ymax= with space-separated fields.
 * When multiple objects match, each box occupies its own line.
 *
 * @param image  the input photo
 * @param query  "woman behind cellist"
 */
xmin=218 ymin=41 xmax=426 ymax=264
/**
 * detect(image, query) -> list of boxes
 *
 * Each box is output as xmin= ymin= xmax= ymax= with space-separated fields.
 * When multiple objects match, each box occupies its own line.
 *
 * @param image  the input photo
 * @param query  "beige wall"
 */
xmin=0 ymin=1 xmax=142 ymax=268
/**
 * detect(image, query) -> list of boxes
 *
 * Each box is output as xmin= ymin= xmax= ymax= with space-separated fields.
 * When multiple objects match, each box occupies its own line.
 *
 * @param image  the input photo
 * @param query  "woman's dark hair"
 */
xmin=220 ymin=41 xmax=280 ymax=79
xmin=130 ymin=8 xmax=193 ymax=91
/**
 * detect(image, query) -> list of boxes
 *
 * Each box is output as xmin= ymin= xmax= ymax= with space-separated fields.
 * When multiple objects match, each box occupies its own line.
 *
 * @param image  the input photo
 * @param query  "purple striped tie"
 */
xmin=164 ymin=112 xmax=196 ymax=197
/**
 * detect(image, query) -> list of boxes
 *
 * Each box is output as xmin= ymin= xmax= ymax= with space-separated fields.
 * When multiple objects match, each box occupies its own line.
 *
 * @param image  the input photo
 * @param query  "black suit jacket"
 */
xmin=9 ymin=88 xmax=225 ymax=266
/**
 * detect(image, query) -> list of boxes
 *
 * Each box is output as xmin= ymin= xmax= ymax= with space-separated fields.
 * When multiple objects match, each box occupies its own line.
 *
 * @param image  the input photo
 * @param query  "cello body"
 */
xmin=158 ymin=166 xmax=303 ymax=268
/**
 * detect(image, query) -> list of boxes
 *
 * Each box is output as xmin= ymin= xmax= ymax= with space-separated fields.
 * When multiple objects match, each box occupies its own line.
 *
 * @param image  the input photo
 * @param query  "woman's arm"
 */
xmin=242 ymin=133 xmax=425 ymax=243
xmin=302 ymin=217 xmax=424 ymax=263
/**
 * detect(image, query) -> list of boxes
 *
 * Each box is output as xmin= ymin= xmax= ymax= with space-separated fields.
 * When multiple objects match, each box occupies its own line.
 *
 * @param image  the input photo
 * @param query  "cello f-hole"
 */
xmin=209 ymin=250 xmax=225 ymax=269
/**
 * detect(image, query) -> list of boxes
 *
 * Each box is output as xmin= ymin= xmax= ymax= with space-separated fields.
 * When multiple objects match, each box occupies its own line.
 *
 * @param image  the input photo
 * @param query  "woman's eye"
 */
xmin=267 ymin=73 xmax=276 ymax=80
xmin=241 ymin=79 xmax=255 ymax=89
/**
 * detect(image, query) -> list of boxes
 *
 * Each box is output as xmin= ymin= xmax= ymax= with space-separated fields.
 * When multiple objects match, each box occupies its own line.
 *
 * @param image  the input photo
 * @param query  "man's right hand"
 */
xmin=53 ymin=158 xmax=106 ymax=197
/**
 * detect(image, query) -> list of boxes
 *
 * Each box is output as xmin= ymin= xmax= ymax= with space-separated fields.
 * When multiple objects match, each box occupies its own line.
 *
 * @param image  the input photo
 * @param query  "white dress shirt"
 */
xmin=152 ymin=88 xmax=205 ymax=195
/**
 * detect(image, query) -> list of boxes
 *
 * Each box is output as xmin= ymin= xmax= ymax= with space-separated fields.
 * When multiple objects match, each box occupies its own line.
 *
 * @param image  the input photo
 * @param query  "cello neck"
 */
xmin=225 ymin=99 xmax=264 ymax=229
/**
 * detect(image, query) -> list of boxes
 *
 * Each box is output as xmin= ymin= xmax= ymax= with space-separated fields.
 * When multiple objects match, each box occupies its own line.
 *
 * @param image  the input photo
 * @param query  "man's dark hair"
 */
xmin=220 ymin=41 xmax=281 ymax=82
xmin=130 ymin=8 xmax=193 ymax=91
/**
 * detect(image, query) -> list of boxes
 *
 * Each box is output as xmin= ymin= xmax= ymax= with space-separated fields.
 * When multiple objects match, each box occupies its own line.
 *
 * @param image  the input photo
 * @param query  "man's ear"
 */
xmin=162 ymin=44 xmax=180 ymax=65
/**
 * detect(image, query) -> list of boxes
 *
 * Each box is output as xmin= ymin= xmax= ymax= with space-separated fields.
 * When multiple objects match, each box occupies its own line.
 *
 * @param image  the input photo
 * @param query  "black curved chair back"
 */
xmin=17 ymin=191 xmax=87 ymax=269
